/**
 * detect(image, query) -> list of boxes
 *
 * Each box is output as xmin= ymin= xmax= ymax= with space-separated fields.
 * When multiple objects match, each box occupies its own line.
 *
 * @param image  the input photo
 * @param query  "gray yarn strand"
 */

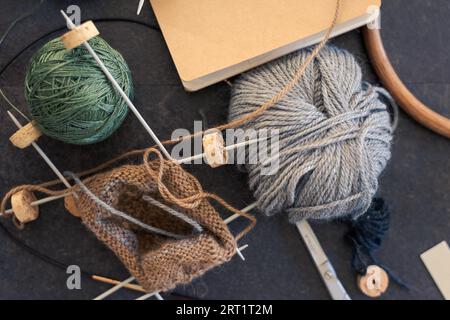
xmin=228 ymin=45 xmax=395 ymax=222
xmin=67 ymin=172 xmax=201 ymax=239
xmin=142 ymin=195 xmax=203 ymax=233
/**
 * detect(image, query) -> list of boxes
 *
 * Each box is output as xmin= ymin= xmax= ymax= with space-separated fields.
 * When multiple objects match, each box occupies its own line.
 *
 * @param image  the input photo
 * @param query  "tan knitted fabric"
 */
xmin=72 ymin=161 xmax=237 ymax=293
xmin=1 ymin=148 xmax=255 ymax=292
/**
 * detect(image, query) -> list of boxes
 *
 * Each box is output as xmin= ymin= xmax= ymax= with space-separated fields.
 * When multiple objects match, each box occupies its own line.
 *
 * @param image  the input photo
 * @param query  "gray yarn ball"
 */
xmin=228 ymin=45 xmax=394 ymax=222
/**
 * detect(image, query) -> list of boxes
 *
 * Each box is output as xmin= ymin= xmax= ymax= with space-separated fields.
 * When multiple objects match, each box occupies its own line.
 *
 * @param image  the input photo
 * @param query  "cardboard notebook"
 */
xmin=150 ymin=0 xmax=381 ymax=91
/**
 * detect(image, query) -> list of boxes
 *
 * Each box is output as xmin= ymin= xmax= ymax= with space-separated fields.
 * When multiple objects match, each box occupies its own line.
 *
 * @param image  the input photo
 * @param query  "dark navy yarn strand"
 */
xmin=346 ymin=198 xmax=409 ymax=289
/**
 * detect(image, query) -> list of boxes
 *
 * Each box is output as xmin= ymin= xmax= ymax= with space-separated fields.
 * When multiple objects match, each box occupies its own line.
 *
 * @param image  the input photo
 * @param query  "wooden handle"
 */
xmin=363 ymin=26 xmax=450 ymax=138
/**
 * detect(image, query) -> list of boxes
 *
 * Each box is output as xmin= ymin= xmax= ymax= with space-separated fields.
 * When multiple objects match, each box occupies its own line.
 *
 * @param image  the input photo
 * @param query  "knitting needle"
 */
xmin=1 ymin=111 xmax=75 ymax=218
xmin=7 ymin=111 xmax=72 ymax=189
xmin=94 ymin=276 xmax=135 ymax=300
xmin=235 ymin=247 xmax=245 ymax=260
xmin=60 ymin=10 xmax=172 ymax=161
xmin=3 ymin=193 xmax=66 ymax=216
xmin=91 ymin=275 xmax=147 ymax=293
xmin=176 ymin=137 xmax=262 ymax=164
xmin=95 ymin=277 xmax=161 ymax=300
xmin=224 ymin=203 xmax=257 ymax=224
xmin=94 ymin=244 xmax=249 ymax=300
xmin=136 ymin=292 xmax=163 ymax=300
xmin=221 ymin=202 xmax=257 ymax=261
xmin=2 ymin=137 xmax=262 ymax=215
xmin=137 ymin=0 xmax=145 ymax=15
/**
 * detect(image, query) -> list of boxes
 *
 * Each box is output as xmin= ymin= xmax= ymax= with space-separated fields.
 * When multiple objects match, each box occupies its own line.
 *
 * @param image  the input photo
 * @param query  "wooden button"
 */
xmin=64 ymin=195 xmax=82 ymax=218
xmin=357 ymin=265 xmax=389 ymax=298
xmin=11 ymin=190 xmax=39 ymax=224
xmin=202 ymin=129 xmax=228 ymax=168
xmin=9 ymin=121 xmax=42 ymax=149
xmin=60 ymin=20 xmax=99 ymax=49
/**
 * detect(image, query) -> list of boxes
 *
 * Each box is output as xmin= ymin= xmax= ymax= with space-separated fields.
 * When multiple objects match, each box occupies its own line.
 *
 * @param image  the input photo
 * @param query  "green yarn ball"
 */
xmin=25 ymin=36 xmax=133 ymax=145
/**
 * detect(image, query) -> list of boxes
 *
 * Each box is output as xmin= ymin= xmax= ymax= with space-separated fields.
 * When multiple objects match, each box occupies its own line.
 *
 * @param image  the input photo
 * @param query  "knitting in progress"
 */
xmin=25 ymin=36 xmax=133 ymax=145
xmin=1 ymin=148 xmax=255 ymax=292
xmin=229 ymin=45 xmax=395 ymax=222
xmin=70 ymin=163 xmax=235 ymax=293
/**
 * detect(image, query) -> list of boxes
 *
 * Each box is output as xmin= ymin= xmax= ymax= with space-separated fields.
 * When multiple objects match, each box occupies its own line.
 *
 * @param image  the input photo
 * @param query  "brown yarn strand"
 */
xmin=142 ymin=148 xmax=256 ymax=241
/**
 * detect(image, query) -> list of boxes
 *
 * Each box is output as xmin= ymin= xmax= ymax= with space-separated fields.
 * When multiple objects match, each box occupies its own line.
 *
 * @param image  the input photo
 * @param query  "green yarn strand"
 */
xmin=25 ymin=36 xmax=133 ymax=145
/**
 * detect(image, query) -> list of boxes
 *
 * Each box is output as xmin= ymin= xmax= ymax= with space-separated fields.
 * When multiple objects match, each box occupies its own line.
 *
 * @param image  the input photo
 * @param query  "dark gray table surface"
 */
xmin=0 ymin=0 xmax=448 ymax=300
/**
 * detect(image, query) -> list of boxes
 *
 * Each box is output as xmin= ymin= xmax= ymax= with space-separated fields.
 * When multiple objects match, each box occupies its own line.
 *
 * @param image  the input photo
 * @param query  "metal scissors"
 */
xmin=296 ymin=220 xmax=351 ymax=300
